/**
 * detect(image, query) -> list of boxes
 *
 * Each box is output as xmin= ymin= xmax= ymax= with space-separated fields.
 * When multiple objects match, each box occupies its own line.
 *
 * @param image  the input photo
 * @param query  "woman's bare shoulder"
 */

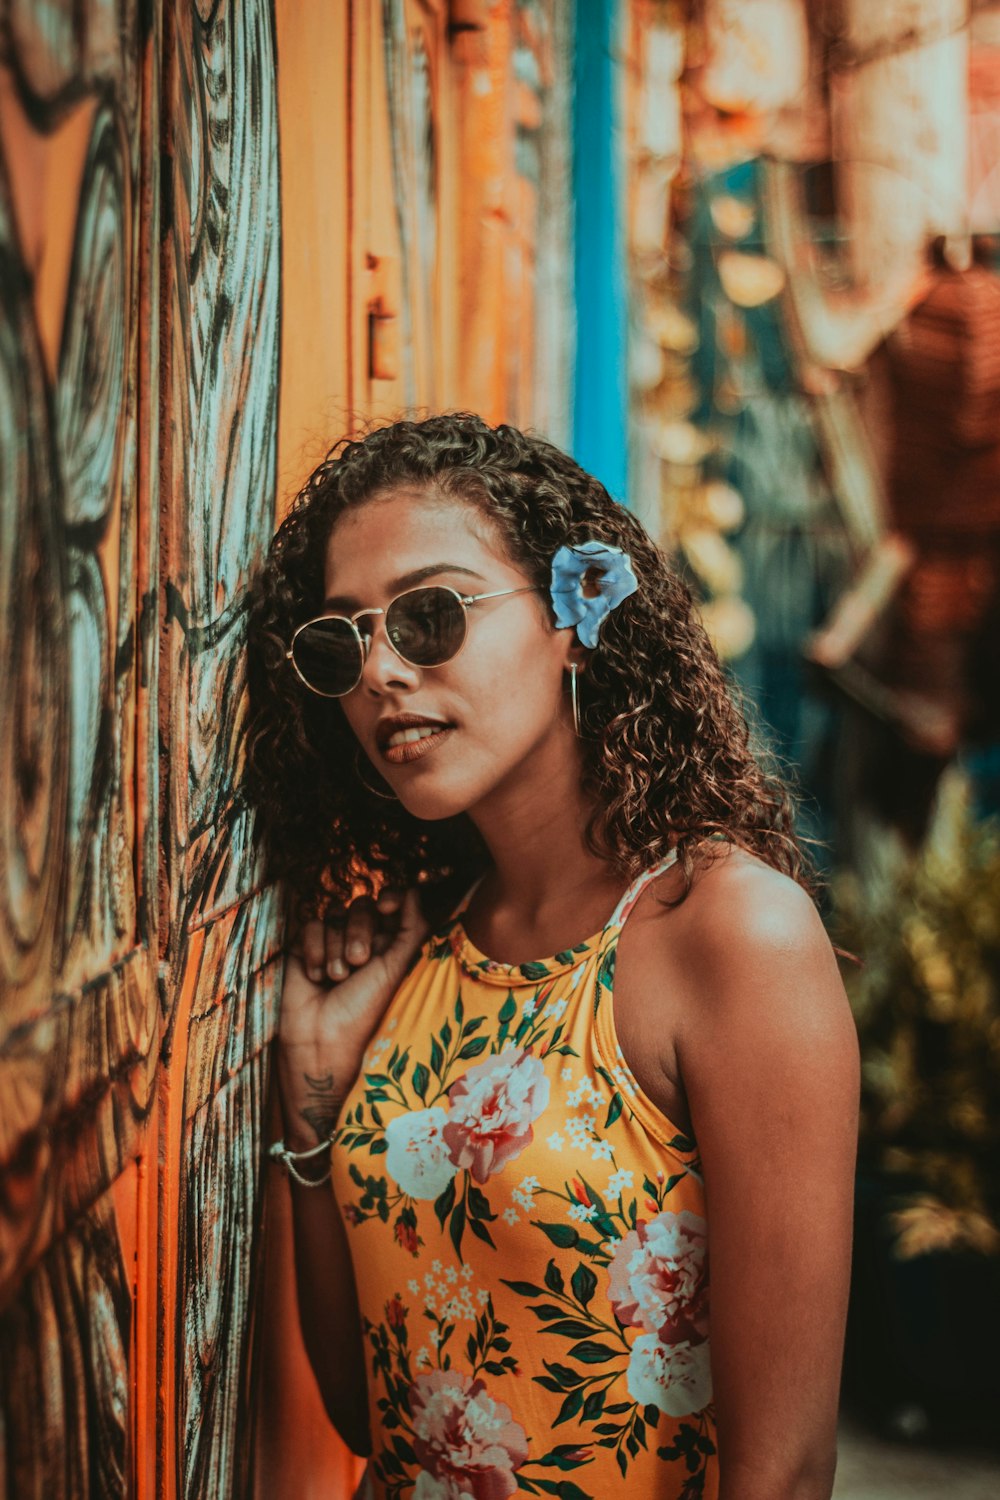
xmin=612 ymin=842 xmax=858 ymax=1143
xmin=657 ymin=841 xmax=828 ymax=953
xmin=630 ymin=842 xmax=860 ymax=1152
xmin=640 ymin=841 xmax=852 ymax=1039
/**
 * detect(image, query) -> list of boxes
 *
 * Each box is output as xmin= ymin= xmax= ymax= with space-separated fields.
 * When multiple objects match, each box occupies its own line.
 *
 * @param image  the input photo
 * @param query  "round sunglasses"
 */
xmin=286 ymin=583 xmax=543 ymax=697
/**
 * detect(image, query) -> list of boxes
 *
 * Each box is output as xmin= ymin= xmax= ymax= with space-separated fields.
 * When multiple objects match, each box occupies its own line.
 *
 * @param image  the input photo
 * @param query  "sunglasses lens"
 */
xmin=386 ymin=587 xmax=466 ymax=666
xmin=292 ymin=618 xmax=363 ymax=696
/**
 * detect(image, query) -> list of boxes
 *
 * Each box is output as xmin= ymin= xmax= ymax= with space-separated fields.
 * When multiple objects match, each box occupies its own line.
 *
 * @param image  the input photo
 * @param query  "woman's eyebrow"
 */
xmin=323 ymin=562 xmax=488 ymax=611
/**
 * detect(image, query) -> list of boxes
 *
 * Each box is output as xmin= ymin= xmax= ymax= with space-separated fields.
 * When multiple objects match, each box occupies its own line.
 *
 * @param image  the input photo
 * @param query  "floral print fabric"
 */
xmin=330 ymin=851 xmax=718 ymax=1499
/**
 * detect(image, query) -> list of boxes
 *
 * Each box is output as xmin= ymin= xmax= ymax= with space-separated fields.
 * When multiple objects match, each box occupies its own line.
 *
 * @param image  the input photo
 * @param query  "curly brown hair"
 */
xmin=244 ymin=412 xmax=820 ymax=928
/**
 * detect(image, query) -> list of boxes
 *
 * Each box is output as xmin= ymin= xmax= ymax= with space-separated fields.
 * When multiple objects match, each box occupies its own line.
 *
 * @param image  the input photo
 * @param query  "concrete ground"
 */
xmin=833 ymin=1414 xmax=1000 ymax=1499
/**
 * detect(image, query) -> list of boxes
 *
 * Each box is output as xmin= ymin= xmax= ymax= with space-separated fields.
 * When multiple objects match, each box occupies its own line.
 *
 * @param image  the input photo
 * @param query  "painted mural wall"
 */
xmin=0 ymin=3 xmax=572 ymax=1496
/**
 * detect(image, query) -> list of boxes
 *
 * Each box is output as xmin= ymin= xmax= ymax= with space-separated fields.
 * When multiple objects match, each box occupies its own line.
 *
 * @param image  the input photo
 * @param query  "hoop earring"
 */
xmin=354 ymin=745 xmax=399 ymax=800
xmin=570 ymin=662 xmax=582 ymax=737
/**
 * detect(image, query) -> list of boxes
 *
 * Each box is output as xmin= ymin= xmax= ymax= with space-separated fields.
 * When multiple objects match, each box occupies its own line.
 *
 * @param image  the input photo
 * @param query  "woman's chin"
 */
xmin=391 ymin=756 xmax=500 ymax=822
xmin=395 ymin=786 xmax=474 ymax=823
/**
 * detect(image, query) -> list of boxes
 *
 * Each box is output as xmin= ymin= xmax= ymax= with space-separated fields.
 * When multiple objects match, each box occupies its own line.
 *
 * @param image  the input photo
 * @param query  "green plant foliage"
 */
xmin=830 ymin=798 xmax=1000 ymax=1258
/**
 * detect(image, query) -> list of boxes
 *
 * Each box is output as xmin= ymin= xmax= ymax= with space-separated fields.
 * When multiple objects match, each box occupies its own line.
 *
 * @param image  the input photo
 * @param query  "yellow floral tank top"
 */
xmin=330 ymin=851 xmax=718 ymax=1500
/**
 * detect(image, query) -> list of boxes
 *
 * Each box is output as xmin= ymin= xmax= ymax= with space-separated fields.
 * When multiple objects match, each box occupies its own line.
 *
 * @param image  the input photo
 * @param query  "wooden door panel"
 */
xmin=253 ymin=8 xmax=366 ymax=1495
xmin=354 ymin=0 xmax=451 ymax=418
xmin=449 ymin=0 xmax=571 ymax=432
xmin=273 ymin=0 xmax=352 ymax=499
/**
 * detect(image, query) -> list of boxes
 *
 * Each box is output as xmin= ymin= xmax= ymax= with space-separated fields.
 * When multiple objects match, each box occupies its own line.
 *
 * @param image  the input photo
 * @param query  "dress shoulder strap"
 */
xmin=607 ymin=848 xmax=680 ymax=929
xmin=446 ymin=871 xmax=488 ymax=923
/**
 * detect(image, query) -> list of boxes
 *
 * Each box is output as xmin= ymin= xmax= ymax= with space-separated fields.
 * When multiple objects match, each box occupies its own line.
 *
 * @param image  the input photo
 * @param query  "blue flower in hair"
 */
xmin=549 ymin=540 xmax=639 ymax=648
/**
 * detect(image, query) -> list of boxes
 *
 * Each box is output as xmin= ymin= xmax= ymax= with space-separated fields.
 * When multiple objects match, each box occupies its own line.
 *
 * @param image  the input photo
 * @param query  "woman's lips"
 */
xmin=379 ymin=726 xmax=455 ymax=766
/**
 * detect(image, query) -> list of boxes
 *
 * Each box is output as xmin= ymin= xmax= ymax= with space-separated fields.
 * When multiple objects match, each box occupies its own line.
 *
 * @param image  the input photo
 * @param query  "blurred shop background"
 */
xmin=0 ymin=2 xmax=998 ymax=1497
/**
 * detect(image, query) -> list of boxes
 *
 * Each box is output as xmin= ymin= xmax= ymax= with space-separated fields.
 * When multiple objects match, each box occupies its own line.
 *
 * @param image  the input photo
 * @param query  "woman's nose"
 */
xmin=359 ymin=618 xmax=421 ymax=691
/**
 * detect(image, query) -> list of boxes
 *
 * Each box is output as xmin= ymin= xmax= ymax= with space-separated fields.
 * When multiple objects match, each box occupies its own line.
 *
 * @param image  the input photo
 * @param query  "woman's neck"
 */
xmin=462 ymin=738 xmax=624 ymax=940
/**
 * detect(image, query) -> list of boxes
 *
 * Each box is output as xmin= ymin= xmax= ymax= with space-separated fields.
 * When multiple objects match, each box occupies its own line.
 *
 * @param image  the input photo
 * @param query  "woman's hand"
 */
xmin=277 ymin=886 xmax=430 ymax=1150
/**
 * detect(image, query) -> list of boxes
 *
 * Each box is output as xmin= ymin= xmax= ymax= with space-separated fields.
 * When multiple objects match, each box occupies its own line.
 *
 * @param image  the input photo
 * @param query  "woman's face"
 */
xmin=323 ymin=488 xmax=579 ymax=821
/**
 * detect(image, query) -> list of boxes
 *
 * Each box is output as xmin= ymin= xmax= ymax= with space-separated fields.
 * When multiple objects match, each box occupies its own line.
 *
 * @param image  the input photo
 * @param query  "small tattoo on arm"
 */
xmin=301 ymin=1071 xmax=344 ymax=1140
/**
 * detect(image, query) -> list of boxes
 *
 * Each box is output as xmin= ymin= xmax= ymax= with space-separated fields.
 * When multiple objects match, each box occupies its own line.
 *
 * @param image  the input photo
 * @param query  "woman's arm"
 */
xmin=276 ymin=1050 xmax=372 ymax=1454
xmin=668 ymin=859 xmax=860 ymax=1500
xmin=275 ymin=888 xmax=429 ymax=1452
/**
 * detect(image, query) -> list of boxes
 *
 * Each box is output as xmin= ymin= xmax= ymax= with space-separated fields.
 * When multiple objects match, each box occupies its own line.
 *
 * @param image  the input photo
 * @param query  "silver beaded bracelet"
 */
xmin=268 ymin=1134 xmax=335 ymax=1187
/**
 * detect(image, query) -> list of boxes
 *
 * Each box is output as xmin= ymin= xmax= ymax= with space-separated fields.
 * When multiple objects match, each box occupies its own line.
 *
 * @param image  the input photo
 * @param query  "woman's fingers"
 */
xmin=325 ymin=921 xmax=348 ymax=980
xmin=344 ymin=896 xmax=378 ymax=967
xmin=397 ymin=887 xmax=430 ymax=948
xmin=301 ymin=919 xmax=328 ymax=983
xmin=295 ymin=890 xmax=417 ymax=984
xmin=371 ymin=887 xmax=403 ymax=956
xmin=384 ymin=888 xmax=429 ymax=962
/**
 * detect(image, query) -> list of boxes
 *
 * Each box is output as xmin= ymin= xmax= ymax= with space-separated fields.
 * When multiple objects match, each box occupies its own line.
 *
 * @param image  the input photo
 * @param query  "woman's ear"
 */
xmin=562 ymin=640 xmax=590 ymax=676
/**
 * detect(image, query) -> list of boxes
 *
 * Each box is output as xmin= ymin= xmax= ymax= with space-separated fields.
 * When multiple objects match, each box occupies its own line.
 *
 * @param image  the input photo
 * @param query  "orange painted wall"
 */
xmin=257 ymin=6 xmax=570 ymax=1491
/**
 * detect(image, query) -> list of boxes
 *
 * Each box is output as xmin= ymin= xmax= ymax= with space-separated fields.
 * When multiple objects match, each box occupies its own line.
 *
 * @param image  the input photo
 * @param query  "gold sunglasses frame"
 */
xmin=286 ymin=583 xmax=542 ymax=697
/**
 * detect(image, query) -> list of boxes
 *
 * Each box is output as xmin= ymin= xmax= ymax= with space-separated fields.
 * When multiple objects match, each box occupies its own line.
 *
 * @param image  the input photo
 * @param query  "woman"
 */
xmin=245 ymin=414 xmax=859 ymax=1500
